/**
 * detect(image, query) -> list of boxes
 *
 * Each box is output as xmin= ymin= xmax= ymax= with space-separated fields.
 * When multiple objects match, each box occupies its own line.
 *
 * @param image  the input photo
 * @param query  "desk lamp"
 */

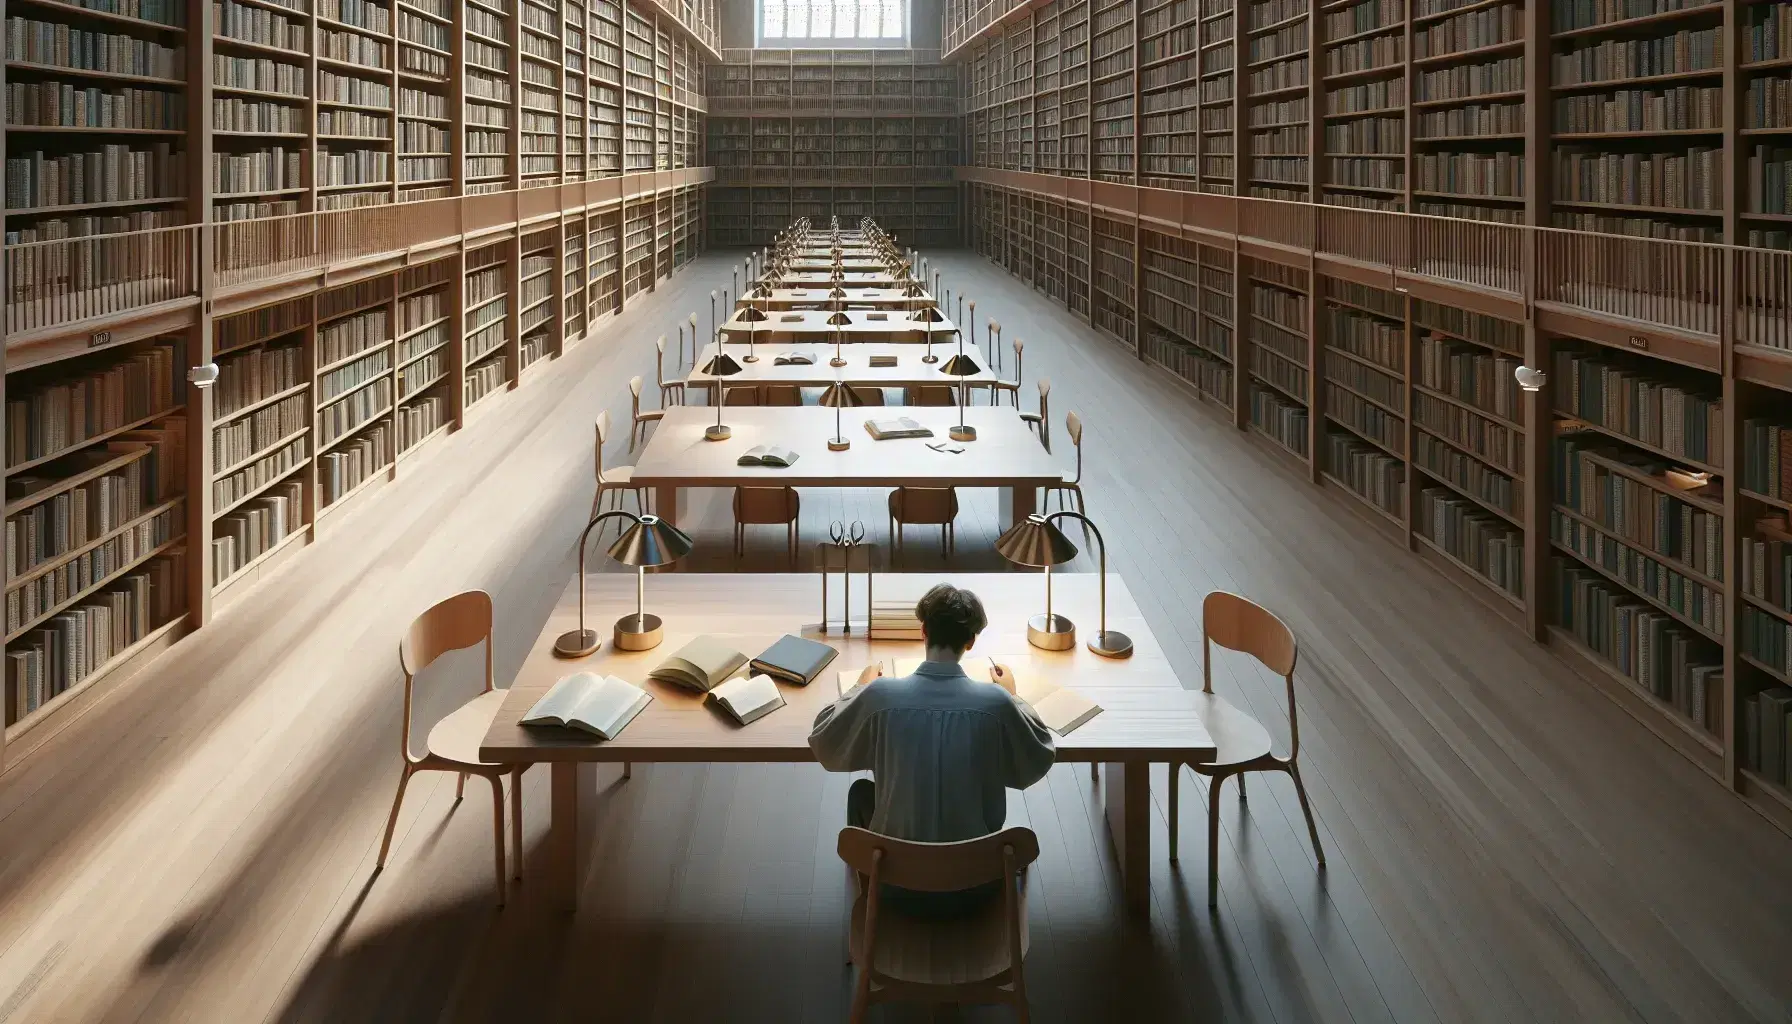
xmin=709 ymin=290 xmax=719 ymax=346
xmin=738 ymin=303 xmax=768 ymax=364
xmin=994 ymin=512 xmax=1133 ymax=657
xmin=554 ymin=509 xmax=694 ymax=657
xmin=913 ymin=305 xmax=947 ymax=364
xmin=828 ymin=304 xmax=851 ymax=368
xmin=939 ymin=325 xmax=980 ymax=442
xmin=819 ymin=381 xmax=868 ymax=451
xmin=701 ymin=350 xmax=743 ymax=440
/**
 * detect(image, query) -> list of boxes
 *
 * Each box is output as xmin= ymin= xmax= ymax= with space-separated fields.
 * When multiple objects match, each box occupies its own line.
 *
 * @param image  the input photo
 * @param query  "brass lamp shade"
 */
xmin=827 ymin=311 xmax=853 ymax=326
xmin=939 ymin=352 xmax=980 ymax=376
xmin=912 ymin=305 xmax=948 ymax=323
xmin=829 ymin=286 xmax=847 ymax=299
xmin=995 ymin=514 xmax=1078 ymax=567
xmin=608 ymin=513 xmax=693 ymax=567
xmin=702 ymin=351 xmax=744 ymax=376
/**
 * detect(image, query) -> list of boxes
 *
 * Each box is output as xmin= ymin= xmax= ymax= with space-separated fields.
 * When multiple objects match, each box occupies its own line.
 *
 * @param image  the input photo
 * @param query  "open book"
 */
xmin=773 ymin=351 xmax=814 ymax=365
xmin=837 ymin=658 xmax=922 ymax=698
xmin=521 ymin=672 xmax=652 ymax=740
xmin=649 ymin=636 xmax=749 ymax=692
xmin=865 ymin=417 xmax=933 ymax=440
xmin=987 ymin=655 xmax=1104 ymax=735
xmin=709 ymin=673 xmax=786 ymax=726
xmin=738 ymin=445 xmax=800 ymax=467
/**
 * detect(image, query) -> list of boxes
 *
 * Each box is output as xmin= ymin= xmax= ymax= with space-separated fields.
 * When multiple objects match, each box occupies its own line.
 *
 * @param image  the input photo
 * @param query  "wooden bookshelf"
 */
xmin=703 ymin=48 xmax=963 ymax=247
xmin=965 ymin=168 xmax=1792 ymax=831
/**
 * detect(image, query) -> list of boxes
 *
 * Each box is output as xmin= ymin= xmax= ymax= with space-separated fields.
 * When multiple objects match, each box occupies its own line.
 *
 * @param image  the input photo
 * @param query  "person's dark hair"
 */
xmin=915 ymin=584 xmax=987 ymax=653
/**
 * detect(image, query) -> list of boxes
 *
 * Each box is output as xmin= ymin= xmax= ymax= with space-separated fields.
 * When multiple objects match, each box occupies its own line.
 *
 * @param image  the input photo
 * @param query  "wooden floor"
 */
xmin=1 ymin=252 xmax=1789 ymax=1024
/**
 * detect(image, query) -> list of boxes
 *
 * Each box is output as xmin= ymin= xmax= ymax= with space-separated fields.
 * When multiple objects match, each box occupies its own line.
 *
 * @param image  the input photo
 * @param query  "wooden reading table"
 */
xmin=627 ymin=406 xmax=1060 ymax=530
xmin=721 ymin=308 xmax=959 ymax=344
xmin=685 ymin=342 xmax=996 ymax=402
xmin=740 ymin=287 xmax=936 ymax=311
xmin=480 ymin=572 xmax=1216 ymax=919
xmin=764 ymin=271 xmax=908 ymax=288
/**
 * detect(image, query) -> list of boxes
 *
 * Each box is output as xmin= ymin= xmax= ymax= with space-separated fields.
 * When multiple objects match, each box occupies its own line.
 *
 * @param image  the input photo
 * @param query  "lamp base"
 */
xmin=949 ymin=424 xmax=978 ymax=442
xmin=553 ymin=628 xmax=601 ymax=659
xmin=920 ymin=354 xmax=940 ymax=364
xmin=830 ymin=357 xmax=848 ymax=367
xmin=1087 ymin=630 xmax=1134 ymax=659
xmin=742 ymin=354 xmax=760 ymax=363
xmin=613 ymin=612 xmax=663 ymax=651
xmin=705 ymin=424 xmax=732 ymax=441
xmin=828 ymin=437 xmax=851 ymax=451
xmin=1027 ymin=613 xmax=1077 ymax=651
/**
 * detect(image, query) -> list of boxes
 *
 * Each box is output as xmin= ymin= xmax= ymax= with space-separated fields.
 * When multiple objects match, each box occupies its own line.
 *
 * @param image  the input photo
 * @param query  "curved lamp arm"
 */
xmin=1044 ymin=509 xmax=1111 ymax=646
xmin=573 ymin=508 xmax=644 ymax=638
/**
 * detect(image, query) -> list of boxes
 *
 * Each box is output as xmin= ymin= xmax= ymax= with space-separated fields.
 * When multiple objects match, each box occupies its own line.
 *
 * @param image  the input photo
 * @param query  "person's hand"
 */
xmin=989 ymin=662 xmax=1016 ymax=695
xmin=855 ymin=662 xmax=883 ymax=689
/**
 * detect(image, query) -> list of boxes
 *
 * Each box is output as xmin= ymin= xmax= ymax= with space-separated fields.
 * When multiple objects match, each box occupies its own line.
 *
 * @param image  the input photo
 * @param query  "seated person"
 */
xmin=809 ymin=583 xmax=1056 ymax=917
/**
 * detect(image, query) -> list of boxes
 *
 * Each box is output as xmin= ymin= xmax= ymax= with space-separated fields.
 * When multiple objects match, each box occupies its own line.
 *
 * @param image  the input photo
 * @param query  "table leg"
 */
xmin=546 ymin=762 xmax=590 ymax=914
xmin=999 ymin=485 xmax=1037 ymax=531
xmin=1102 ymin=760 xmax=1152 ymax=918
xmin=654 ymin=485 xmax=680 ymax=528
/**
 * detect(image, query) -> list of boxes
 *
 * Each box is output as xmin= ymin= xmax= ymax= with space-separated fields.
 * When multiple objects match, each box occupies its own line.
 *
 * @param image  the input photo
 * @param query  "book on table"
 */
xmin=869 ymin=598 xmax=924 ymax=640
xmin=773 ymin=351 xmax=814 ymax=365
xmin=865 ymin=416 xmax=933 ymax=440
xmin=649 ymin=635 xmax=749 ymax=692
xmin=521 ymin=672 xmax=653 ymax=740
xmin=751 ymin=633 xmax=839 ymax=685
xmin=837 ymin=658 xmax=922 ymax=697
xmin=709 ymin=673 xmax=786 ymax=725
xmin=985 ymin=655 xmax=1105 ymax=735
xmin=868 ymin=354 xmax=898 ymax=368
xmin=737 ymin=445 xmax=800 ymax=467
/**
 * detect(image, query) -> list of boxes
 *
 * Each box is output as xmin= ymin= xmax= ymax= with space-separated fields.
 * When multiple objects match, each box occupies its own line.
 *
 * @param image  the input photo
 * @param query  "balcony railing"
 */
xmin=960 ymin=169 xmax=1792 ymax=354
xmin=5 ymin=175 xmax=713 ymax=338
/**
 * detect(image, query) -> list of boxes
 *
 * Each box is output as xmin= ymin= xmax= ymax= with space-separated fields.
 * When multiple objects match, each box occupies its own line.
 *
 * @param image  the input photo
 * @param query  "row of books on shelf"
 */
xmin=6 ymin=145 xmax=185 ymax=211
xmin=1327 ymin=430 xmax=1404 ymax=520
xmin=7 ymin=82 xmax=185 ymax=131
xmin=1551 ymin=558 xmax=1721 ymax=738
xmin=6 ymin=551 xmax=186 ymax=724
xmin=212 ymin=479 xmax=302 ymax=584
xmin=1743 ymin=684 xmax=1792 ymax=790
xmin=1741 ymin=418 xmax=1792 ymax=500
xmin=6 ymin=339 xmax=184 ymax=470
xmin=6 ymin=502 xmax=182 ymax=637
xmin=1421 ymin=485 xmax=1523 ymax=597
xmin=1551 ymin=509 xmax=1723 ymax=636
xmin=6 ymin=432 xmax=178 ymax=579
xmin=1554 ymin=433 xmax=1723 ymax=583
xmin=1552 ymin=347 xmax=1724 ymax=468
xmin=5 ymin=18 xmax=183 ymax=79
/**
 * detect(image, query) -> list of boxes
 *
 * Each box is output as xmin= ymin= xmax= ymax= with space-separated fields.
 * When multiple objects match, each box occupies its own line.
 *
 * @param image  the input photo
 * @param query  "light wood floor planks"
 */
xmin=0 ymin=252 xmax=1787 ymax=1024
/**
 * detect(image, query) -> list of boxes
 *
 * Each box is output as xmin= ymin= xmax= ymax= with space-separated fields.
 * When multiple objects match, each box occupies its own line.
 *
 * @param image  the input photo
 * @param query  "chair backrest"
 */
xmin=724 ymin=386 xmax=760 ymax=405
xmin=398 ymin=590 xmax=495 ymax=758
xmin=594 ymin=411 xmax=611 ymax=477
xmin=890 ymin=486 xmax=958 ymax=522
xmin=837 ymin=825 xmax=1039 ymax=892
xmin=762 ymin=384 xmax=802 ymax=406
xmin=1066 ymin=410 xmax=1083 ymax=482
xmin=655 ymin=335 xmax=668 ymax=385
xmin=1202 ymin=591 xmax=1303 ymax=755
xmin=852 ymin=385 xmax=887 ymax=406
xmin=733 ymin=485 xmax=799 ymax=523
xmin=913 ymin=384 xmax=956 ymax=407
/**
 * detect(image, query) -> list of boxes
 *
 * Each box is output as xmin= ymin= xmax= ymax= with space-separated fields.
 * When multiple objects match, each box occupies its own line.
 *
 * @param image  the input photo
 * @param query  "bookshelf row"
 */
xmin=706 ymin=185 xmax=962 ymax=250
xmin=3 ymin=0 xmax=716 ymax=242
xmin=0 ymin=182 xmax=703 ymax=760
xmin=956 ymin=0 xmax=1792 ymax=247
xmin=968 ymin=178 xmax=1792 ymax=832
xmin=703 ymin=49 xmax=963 ymax=248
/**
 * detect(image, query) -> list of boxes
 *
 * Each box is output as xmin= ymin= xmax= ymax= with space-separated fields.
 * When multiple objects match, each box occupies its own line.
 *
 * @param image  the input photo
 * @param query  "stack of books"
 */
xmin=869 ymin=598 xmax=923 ymax=641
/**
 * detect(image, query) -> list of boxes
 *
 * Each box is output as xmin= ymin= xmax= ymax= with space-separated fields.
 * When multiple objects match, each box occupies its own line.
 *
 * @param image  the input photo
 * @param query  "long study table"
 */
xmin=686 ymin=342 xmax=996 ymax=402
xmin=627 ymin=405 xmax=1059 ymax=530
xmin=480 ymin=572 xmax=1217 ymax=919
xmin=721 ymin=308 xmax=960 ymax=344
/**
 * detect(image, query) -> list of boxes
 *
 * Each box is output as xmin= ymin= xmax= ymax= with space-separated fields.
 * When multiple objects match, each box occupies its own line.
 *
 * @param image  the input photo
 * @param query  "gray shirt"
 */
xmin=809 ymin=659 xmax=1057 ymax=842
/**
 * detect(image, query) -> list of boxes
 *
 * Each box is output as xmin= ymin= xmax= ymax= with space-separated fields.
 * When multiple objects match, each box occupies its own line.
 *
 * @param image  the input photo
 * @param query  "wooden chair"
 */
xmin=655 ymin=335 xmax=685 ymax=407
xmin=986 ymin=336 xmax=1024 ymax=407
xmin=853 ymin=385 xmax=887 ymax=406
xmin=628 ymin=375 xmax=662 ymax=453
xmin=732 ymin=486 xmax=801 ymax=564
xmin=888 ymin=487 xmax=958 ymax=562
xmin=1168 ymin=591 xmax=1326 ymax=908
xmin=1020 ymin=378 xmax=1051 ymax=452
xmin=723 ymin=385 xmax=760 ymax=405
xmin=1043 ymin=410 xmax=1086 ymax=519
xmin=592 ymin=410 xmax=647 ymax=520
xmin=913 ymin=384 xmax=958 ymax=407
xmin=762 ymin=384 xmax=802 ymax=406
xmin=838 ymin=825 xmax=1039 ymax=1023
xmin=376 ymin=591 xmax=526 ymax=907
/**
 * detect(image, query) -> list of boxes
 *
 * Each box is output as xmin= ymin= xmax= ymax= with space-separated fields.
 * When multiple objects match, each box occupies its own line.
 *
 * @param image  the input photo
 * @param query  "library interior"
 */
xmin=4 ymin=0 xmax=1792 ymax=1018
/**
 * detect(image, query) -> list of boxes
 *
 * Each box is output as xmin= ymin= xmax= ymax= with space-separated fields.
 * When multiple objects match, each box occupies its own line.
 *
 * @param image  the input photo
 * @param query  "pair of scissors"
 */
xmin=829 ymin=520 xmax=866 ymax=549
